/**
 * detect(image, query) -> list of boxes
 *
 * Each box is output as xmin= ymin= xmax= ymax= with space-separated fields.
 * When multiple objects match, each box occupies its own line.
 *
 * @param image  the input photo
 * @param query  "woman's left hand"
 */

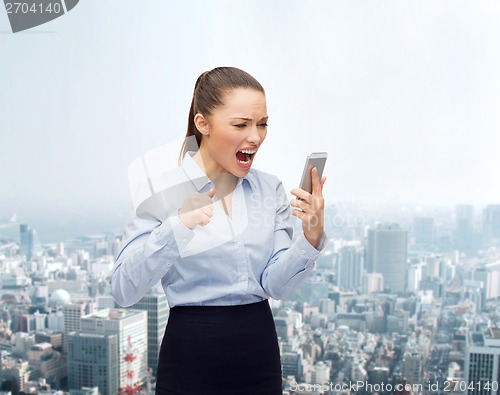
xmin=290 ymin=167 xmax=327 ymax=250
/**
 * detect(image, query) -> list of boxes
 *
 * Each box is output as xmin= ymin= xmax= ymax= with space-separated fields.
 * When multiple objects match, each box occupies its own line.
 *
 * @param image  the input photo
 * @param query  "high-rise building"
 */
xmin=78 ymin=308 xmax=148 ymax=390
xmin=337 ymin=246 xmax=364 ymax=291
xmin=403 ymin=351 xmax=423 ymax=385
xmin=19 ymin=223 xmax=42 ymax=261
xmin=483 ymin=205 xmax=500 ymax=245
xmin=455 ymin=204 xmax=474 ymax=251
xmin=281 ymin=351 xmax=303 ymax=381
xmin=63 ymin=303 xmax=87 ymax=352
xmin=366 ymin=223 xmax=408 ymax=293
xmin=465 ymin=327 xmax=500 ymax=395
xmin=412 ymin=217 xmax=434 ymax=247
xmin=67 ymin=332 xmax=119 ymax=395
xmin=274 ymin=315 xmax=293 ymax=342
xmin=473 ymin=267 xmax=500 ymax=302
xmin=128 ymin=292 xmax=169 ymax=376
xmin=407 ymin=261 xmax=422 ymax=293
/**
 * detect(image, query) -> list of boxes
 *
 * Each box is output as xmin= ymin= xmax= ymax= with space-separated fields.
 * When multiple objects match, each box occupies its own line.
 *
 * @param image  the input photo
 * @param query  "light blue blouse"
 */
xmin=112 ymin=151 xmax=328 ymax=308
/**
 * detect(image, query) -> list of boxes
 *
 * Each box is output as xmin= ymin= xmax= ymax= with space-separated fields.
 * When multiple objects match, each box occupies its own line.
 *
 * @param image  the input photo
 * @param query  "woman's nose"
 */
xmin=247 ymin=125 xmax=265 ymax=144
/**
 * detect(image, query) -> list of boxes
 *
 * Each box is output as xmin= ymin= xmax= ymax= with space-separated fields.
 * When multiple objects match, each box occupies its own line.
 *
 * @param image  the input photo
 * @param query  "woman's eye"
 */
xmin=259 ymin=123 xmax=269 ymax=127
xmin=234 ymin=124 xmax=246 ymax=128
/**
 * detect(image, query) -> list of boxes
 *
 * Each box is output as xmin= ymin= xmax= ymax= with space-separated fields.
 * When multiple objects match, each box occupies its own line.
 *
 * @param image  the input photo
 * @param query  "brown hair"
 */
xmin=178 ymin=67 xmax=265 ymax=165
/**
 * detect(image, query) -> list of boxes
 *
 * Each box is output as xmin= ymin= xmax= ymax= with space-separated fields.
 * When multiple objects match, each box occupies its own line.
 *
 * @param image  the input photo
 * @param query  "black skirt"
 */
xmin=155 ymin=299 xmax=282 ymax=395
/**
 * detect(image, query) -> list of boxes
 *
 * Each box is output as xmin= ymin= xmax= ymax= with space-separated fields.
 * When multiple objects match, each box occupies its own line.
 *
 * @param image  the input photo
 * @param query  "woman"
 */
xmin=112 ymin=67 xmax=327 ymax=395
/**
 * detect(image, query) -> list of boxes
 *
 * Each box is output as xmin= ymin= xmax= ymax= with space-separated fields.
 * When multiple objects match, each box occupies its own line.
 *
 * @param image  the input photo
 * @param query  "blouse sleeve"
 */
xmin=259 ymin=177 xmax=328 ymax=300
xmin=111 ymin=208 xmax=195 ymax=307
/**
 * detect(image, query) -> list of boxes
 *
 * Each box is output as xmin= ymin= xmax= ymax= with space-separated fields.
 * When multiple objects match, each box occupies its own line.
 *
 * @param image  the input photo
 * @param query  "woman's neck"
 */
xmin=192 ymin=148 xmax=238 ymax=196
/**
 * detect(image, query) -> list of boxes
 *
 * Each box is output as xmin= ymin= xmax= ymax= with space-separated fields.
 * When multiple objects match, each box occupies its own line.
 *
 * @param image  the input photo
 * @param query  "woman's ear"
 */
xmin=194 ymin=113 xmax=210 ymax=136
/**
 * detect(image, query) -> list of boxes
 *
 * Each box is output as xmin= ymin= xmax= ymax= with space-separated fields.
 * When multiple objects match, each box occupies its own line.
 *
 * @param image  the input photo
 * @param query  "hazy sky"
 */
xmin=1 ymin=0 xmax=499 ymax=227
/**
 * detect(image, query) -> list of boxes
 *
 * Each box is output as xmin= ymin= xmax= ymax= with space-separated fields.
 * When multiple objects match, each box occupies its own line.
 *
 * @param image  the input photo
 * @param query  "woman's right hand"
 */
xmin=177 ymin=188 xmax=216 ymax=230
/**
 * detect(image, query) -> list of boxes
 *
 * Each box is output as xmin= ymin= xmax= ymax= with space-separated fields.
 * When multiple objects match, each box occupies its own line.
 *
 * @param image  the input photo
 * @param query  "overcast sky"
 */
xmin=1 ymin=0 xmax=499 ymax=228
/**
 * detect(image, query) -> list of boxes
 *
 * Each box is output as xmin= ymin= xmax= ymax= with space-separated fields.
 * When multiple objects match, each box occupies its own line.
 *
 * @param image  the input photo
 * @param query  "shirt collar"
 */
xmin=181 ymin=151 xmax=257 ymax=192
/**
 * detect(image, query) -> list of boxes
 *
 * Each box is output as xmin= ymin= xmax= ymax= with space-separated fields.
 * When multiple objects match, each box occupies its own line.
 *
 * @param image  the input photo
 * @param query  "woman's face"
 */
xmin=198 ymin=88 xmax=268 ymax=177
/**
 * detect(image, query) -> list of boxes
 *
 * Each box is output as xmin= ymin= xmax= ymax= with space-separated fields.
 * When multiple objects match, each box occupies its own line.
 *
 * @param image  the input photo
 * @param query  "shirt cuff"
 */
xmin=298 ymin=231 xmax=328 ymax=256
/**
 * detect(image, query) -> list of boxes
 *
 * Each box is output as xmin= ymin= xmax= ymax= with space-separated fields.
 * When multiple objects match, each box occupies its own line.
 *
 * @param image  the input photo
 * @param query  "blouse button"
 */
xmin=236 ymin=241 xmax=242 ymax=247
xmin=301 ymin=249 xmax=306 ymax=255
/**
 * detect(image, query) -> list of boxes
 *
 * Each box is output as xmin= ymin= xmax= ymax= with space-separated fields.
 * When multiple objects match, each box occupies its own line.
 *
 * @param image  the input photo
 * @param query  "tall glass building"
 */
xmin=366 ymin=223 xmax=408 ymax=294
xmin=129 ymin=292 xmax=169 ymax=377
xmin=67 ymin=308 xmax=148 ymax=394
xmin=338 ymin=245 xmax=364 ymax=291
xmin=19 ymin=223 xmax=42 ymax=261
xmin=465 ymin=327 xmax=500 ymax=395
xmin=67 ymin=332 xmax=119 ymax=395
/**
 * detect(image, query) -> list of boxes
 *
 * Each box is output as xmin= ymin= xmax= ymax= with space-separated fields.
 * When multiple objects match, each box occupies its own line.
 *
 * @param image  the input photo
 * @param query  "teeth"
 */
xmin=239 ymin=150 xmax=256 ymax=154
xmin=238 ymin=158 xmax=251 ymax=164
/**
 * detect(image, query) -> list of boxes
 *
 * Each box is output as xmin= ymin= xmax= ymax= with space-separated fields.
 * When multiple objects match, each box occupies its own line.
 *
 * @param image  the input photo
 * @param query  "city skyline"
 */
xmin=1 ymin=198 xmax=499 ymax=394
xmin=2 ymin=200 xmax=499 ymax=246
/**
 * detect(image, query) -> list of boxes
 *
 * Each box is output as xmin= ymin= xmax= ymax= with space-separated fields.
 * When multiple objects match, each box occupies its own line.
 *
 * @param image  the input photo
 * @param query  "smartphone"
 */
xmin=299 ymin=152 xmax=328 ymax=194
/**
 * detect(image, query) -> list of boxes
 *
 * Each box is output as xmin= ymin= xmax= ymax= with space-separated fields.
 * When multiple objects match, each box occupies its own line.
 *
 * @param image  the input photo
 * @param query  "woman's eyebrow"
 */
xmin=230 ymin=116 xmax=269 ymax=121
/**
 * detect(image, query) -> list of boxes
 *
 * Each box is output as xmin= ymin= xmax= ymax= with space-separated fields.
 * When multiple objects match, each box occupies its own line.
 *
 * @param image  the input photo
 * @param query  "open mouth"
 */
xmin=235 ymin=149 xmax=256 ymax=164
